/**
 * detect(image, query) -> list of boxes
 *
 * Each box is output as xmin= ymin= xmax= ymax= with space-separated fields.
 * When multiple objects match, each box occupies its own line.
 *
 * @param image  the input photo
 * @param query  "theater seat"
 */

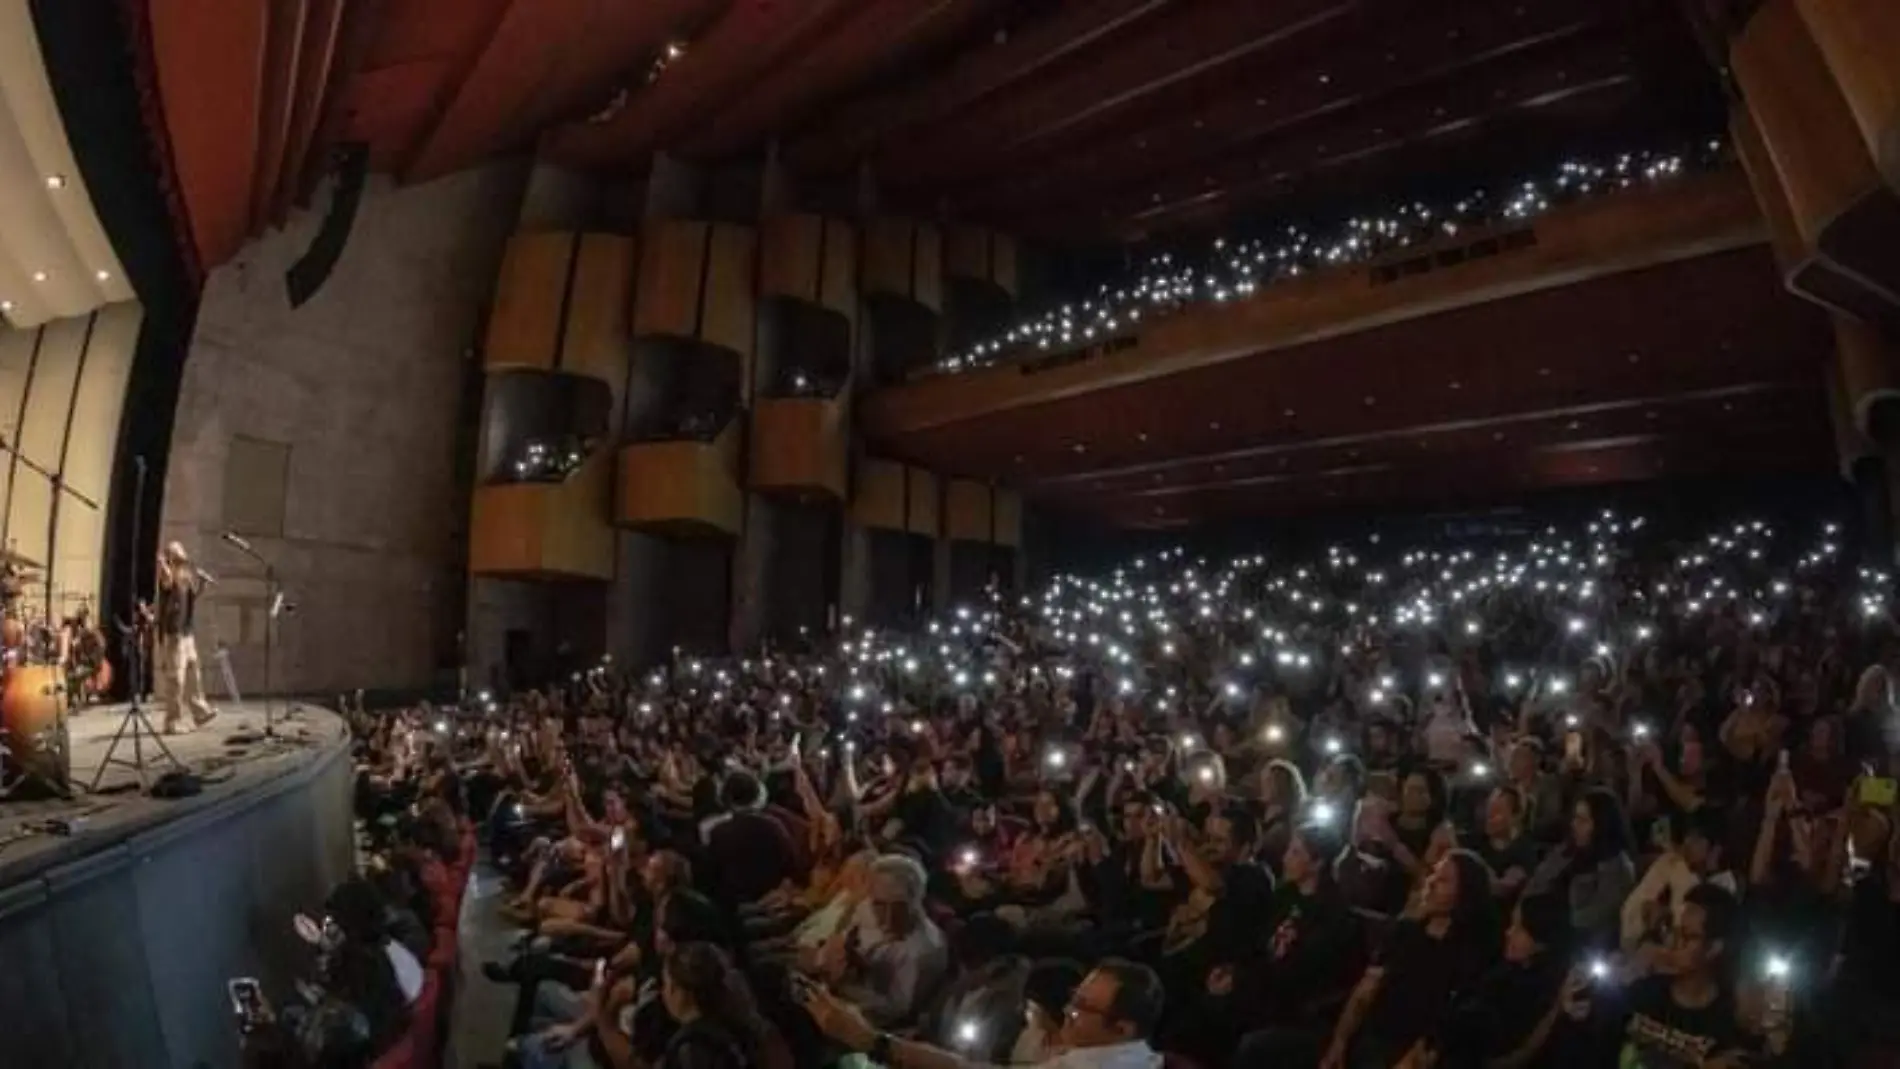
xmin=409 ymin=973 xmax=442 ymax=1066
xmin=428 ymin=925 xmax=457 ymax=972
xmin=1161 ymin=1054 xmax=1206 ymax=1069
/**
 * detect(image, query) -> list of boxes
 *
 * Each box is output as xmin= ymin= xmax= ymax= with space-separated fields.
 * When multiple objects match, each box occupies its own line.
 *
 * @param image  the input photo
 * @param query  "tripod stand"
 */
xmin=89 ymin=456 xmax=183 ymax=793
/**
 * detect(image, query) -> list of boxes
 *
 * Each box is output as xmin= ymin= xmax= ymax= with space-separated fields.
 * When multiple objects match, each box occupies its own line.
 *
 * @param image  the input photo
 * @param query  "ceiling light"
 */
xmin=31 ymin=271 xmax=48 ymax=283
xmin=44 ymin=174 xmax=67 ymax=190
xmin=1208 ymin=421 xmax=1221 ymax=431
xmin=95 ymin=269 xmax=111 ymax=282
xmin=1448 ymin=381 xmax=1461 ymax=390
xmin=0 ymin=300 xmax=12 ymax=313
xmin=1072 ymin=443 xmax=1086 ymax=453
xmin=1136 ymin=432 xmax=1149 ymax=442
xmin=1283 ymin=408 xmax=1296 ymax=418
xmin=1317 ymin=73 xmax=1331 ymax=85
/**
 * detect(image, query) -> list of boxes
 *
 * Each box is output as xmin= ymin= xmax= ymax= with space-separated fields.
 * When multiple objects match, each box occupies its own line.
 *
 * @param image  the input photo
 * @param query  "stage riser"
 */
xmin=0 ymin=732 xmax=353 ymax=1068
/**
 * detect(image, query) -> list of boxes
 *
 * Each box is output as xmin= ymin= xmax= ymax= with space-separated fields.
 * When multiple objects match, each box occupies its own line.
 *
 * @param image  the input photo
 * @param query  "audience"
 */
xmin=310 ymin=507 xmax=1900 ymax=1067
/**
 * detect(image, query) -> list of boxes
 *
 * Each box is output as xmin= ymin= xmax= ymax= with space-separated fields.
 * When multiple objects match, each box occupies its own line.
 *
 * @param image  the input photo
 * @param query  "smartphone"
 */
xmin=228 ymin=977 xmax=266 ymax=1028
xmin=610 ymin=827 xmax=627 ymax=853
xmin=1857 ymin=777 xmax=1898 ymax=807
xmin=1564 ymin=730 xmax=1584 ymax=763
xmin=593 ymin=958 xmax=607 ymax=987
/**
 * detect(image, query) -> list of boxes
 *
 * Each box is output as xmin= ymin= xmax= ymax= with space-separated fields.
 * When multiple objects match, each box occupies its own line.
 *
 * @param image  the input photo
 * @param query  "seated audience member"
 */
xmin=802 ymin=956 xmax=1167 ymax=1069
xmin=328 ymin=877 xmax=426 ymax=1005
xmin=703 ymin=770 xmax=799 ymax=910
xmin=1621 ymin=807 xmax=1738 ymax=951
xmin=1414 ymin=892 xmax=1573 ymax=1068
xmin=1472 ymin=785 xmax=1539 ymax=902
xmin=1564 ymin=883 xmax=1784 ymax=1067
xmin=1525 ymin=788 xmax=1636 ymax=946
xmin=803 ymin=853 xmax=949 ymax=1029
xmin=1237 ymin=850 xmax=1498 ymax=1069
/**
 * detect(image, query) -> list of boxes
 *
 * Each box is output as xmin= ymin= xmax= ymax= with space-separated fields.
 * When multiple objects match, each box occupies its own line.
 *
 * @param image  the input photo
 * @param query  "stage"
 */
xmin=0 ymin=700 xmax=359 ymax=1068
xmin=1 ymin=699 xmax=350 ymax=884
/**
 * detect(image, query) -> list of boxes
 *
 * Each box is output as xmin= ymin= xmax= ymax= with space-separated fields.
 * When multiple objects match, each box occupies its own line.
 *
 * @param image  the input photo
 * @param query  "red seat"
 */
xmin=370 ymin=1031 xmax=416 ymax=1069
xmin=428 ymin=925 xmax=457 ymax=972
xmin=409 ymin=973 xmax=442 ymax=1066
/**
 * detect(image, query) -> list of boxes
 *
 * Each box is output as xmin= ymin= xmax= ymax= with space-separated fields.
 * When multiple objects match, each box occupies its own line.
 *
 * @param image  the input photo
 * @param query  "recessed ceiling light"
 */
xmin=1072 ymin=443 xmax=1086 ymax=453
xmin=1283 ymin=408 xmax=1296 ymax=418
xmin=1537 ymin=367 xmax=1551 ymax=376
xmin=1136 ymin=432 xmax=1149 ymax=442
xmin=1493 ymin=431 xmax=1505 ymax=441
xmin=31 ymin=271 xmax=48 ymax=283
xmin=44 ymin=174 xmax=66 ymax=190
xmin=1567 ymin=420 xmax=1581 ymax=430
xmin=1012 ymin=454 xmax=1023 ymax=464
xmin=1208 ymin=421 xmax=1221 ymax=431
xmin=1363 ymin=395 xmax=1376 ymax=405
xmin=1213 ymin=464 xmax=1225 ymax=473
xmin=1627 ymin=352 xmax=1640 ymax=363
xmin=1255 ymin=97 xmax=1268 ymax=106
xmin=1317 ymin=73 xmax=1331 ymax=85
xmin=95 ymin=269 xmax=110 ymax=282
xmin=0 ymin=300 xmax=12 ymax=312
xmin=1645 ymin=411 xmax=1658 ymax=420
xmin=1448 ymin=381 xmax=1461 ymax=390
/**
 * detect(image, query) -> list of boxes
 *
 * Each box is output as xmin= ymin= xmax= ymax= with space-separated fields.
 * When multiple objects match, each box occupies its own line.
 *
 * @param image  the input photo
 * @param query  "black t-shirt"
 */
xmin=1361 ymin=919 xmax=1493 ymax=1050
xmin=1617 ymin=975 xmax=1755 ymax=1068
xmin=1474 ymin=834 xmax=1540 ymax=889
xmin=1240 ymin=882 xmax=1363 ymax=1023
xmin=704 ymin=811 xmax=796 ymax=906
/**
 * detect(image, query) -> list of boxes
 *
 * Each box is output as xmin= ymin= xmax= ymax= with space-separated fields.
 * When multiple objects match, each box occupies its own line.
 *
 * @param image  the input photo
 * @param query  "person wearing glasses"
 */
xmin=798 ymin=957 xmax=1165 ymax=1069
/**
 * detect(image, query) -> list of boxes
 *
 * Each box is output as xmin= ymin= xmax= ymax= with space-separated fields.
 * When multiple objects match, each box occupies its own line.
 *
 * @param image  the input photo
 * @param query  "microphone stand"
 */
xmin=224 ymin=537 xmax=283 ymax=738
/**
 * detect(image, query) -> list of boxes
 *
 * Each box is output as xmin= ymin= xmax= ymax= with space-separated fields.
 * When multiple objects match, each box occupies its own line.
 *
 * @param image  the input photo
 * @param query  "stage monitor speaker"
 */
xmin=284 ymin=143 xmax=369 ymax=308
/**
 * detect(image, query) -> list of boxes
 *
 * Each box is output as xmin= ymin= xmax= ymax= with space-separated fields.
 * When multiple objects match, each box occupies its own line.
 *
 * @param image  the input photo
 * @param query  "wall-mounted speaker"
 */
xmin=284 ymin=143 xmax=369 ymax=308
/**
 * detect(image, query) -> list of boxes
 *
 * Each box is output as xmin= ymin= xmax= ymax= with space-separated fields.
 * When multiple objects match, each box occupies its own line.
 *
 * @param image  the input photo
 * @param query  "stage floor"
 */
xmin=1 ymin=699 xmax=350 ymax=887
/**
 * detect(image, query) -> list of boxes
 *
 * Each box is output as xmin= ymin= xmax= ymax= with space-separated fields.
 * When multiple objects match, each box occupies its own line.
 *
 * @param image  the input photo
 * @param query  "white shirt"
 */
xmin=1620 ymin=852 xmax=1739 ymax=947
xmin=1034 ymin=1041 xmax=1164 ymax=1069
xmin=386 ymin=941 xmax=424 ymax=1003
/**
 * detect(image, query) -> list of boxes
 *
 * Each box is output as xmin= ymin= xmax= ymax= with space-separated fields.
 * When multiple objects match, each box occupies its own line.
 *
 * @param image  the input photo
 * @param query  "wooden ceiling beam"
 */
xmin=783 ymin=0 xmax=1178 ymax=175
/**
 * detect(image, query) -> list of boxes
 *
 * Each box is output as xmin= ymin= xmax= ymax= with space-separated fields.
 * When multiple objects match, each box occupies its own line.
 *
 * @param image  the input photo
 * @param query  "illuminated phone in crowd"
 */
xmin=1858 ymin=777 xmax=1898 ymax=807
xmin=228 ymin=977 xmax=266 ymax=1031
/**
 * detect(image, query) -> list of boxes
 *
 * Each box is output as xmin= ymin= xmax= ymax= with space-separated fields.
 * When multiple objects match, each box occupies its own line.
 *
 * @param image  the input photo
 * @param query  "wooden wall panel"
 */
xmin=761 ymin=215 xmax=858 ymax=324
xmin=993 ymin=488 xmax=1022 ymax=548
xmin=862 ymin=219 xmax=944 ymax=313
xmin=486 ymin=231 xmax=574 ymax=370
xmin=1732 ymin=1 xmax=1881 ymax=248
xmin=761 ymin=215 xmax=823 ymax=303
xmin=906 ymin=466 xmax=940 ymax=537
xmin=615 ymin=424 xmax=743 ymax=537
xmin=6 ymin=316 xmax=86 ymax=585
xmin=914 ymin=224 xmax=944 ymax=313
xmin=750 ymin=397 xmax=847 ymax=499
xmin=944 ymin=478 xmax=993 ymax=542
xmin=702 ymin=224 xmax=757 ymax=363
xmin=56 ymin=304 xmax=139 ymax=609
xmin=564 ymin=234 xmax=636 ymax=399
xmin=850 ymin=457 xmax=906 ymax=531
xmin=1795 ymin=0 xmax=1900 ymax=188
xmin=469 ymin=454 xmax=615 ymax=580
xmin=1835 ymin=314 xmax=1900 ymax=437
xmin=633 ymin=221 xmax=707 ymax=341
xmin=945 ymin=228 xmax=1019 ymax=298
xmin=1730 ymin=105 xmax=1807 ymax=276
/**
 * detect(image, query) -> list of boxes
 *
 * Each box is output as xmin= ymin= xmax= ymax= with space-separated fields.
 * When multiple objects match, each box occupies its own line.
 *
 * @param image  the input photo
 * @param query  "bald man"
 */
xmin=154 ymin=541 xmax=216 ymax=733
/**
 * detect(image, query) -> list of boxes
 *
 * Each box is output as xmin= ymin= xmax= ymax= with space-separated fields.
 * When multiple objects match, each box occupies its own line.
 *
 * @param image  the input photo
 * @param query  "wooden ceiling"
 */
xmin=140 ymin=0 xmax=1722 ymax=267
xmin=126 ymin=0 xmax=1831 ymax=527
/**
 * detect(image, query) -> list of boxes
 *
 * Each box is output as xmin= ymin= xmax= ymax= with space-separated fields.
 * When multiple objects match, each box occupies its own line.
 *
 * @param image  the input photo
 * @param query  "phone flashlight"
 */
xmin=1588 ymin=957 xmax=1611 ymax=981
xmin=1632 ymin=722 xmax=1651 ymax=740
xmin=1265 ymin=723 xmax=1285 ymax=743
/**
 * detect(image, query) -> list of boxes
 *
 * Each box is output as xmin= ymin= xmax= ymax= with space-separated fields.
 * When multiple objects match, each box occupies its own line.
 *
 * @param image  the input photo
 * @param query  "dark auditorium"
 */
xmin=2 ymin=1 xmax=1899 ymax=1068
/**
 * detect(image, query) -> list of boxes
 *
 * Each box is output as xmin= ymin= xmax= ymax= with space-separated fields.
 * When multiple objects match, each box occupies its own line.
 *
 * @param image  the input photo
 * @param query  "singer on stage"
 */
xmin=154 ymin=540 xmax=218 ymax=733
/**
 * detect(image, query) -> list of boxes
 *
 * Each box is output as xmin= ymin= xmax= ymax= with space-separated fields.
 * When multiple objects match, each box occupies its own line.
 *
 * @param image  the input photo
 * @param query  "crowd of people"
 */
xmin=331 ymin=506 xmax=1899 ymax=1068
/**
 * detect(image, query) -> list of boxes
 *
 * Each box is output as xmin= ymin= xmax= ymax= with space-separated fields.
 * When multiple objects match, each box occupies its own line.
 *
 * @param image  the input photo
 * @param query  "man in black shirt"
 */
xmin=154 ymin=540 xmax=217 ymax=733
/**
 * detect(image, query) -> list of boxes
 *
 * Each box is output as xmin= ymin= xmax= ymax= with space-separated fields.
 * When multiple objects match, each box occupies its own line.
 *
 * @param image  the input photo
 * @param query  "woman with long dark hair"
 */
xmin=1236 ymin=849 xmax=1498 ymax=1068
xmin=1524 ymin=787 xmax=1635 ymax=946
xmin=649 ymin=942 xmax=782 ymax=1069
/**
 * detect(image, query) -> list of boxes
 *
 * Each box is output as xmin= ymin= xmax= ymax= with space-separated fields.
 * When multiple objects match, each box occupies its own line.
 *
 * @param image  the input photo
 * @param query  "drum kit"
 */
xmin=0 ymin=546 xmax=118 ymax=799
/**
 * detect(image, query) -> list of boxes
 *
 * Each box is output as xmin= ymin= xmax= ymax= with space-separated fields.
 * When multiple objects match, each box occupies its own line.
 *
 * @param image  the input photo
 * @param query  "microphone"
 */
xmin=222 ymin=531 xmax=253 ymax=552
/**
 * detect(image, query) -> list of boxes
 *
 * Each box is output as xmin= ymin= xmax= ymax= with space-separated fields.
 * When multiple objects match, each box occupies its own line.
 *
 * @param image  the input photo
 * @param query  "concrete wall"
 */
xmin=0 ymin=730 xmax=355 ymax=1069
xmin=160 ymin=163 xmax=528 ymax=696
